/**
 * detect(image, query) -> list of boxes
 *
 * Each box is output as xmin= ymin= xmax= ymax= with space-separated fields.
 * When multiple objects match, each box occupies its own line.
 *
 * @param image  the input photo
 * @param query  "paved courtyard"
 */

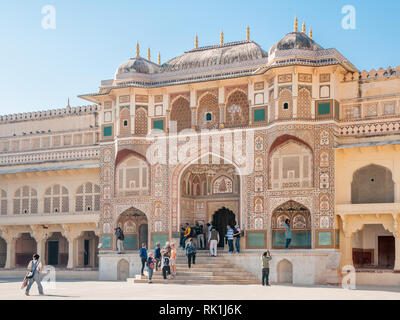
xmin=1 ymin=279 xmax=400 ymax=300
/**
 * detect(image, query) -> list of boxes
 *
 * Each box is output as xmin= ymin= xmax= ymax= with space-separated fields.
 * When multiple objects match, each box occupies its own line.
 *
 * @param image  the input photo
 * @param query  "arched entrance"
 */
xmin=46 ymin=232 xmax=68 ymax=266
xmin=212 ymin=207 xmax=236 ymax=247
xmin=179 ymin=158 xmax=241 ymax=239
xmin=15 ymin=233 xmax=37 ymax=267
xmin=271 ymin=200 xmax=311 ymax=249
xmin=0 ymin=237 xmax=6 ymax=267
xmin=277 ymin=259 xmax=293 ymax=283
xmin=117 ymin=259 xmax=129 ymax=281
xmin=117 ymin=207 xmax=149 ymax=250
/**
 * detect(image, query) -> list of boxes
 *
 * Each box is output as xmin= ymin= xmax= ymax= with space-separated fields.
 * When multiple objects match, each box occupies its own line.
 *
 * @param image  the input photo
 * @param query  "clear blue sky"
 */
xmin=0 ymin=0 xmax=399 ymax=114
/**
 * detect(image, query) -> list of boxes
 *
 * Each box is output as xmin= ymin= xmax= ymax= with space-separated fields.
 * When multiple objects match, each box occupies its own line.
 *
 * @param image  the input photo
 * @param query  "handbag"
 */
xmin=26 ymin=260 xmax=39 ymax=279
xmin=21 ymin=277 xmax=28 ymax=289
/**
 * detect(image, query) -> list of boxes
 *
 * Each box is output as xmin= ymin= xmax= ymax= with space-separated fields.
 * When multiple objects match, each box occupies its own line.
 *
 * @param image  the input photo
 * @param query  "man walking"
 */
xmin=208 ymin=226 xmax=220 ymax=257
xmin=226 ymin=225 xmax=234 ymax=253
xmin=24 ymin=254 xmax=44 ymax=296
xmin=114 ymin=227 xmax=124 ymax=254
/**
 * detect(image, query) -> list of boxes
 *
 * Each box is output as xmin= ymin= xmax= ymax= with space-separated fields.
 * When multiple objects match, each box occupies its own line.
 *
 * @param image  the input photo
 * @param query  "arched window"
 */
xmin=170 ymin=97 xmax=191 ymax=132
xmin=297 ymin=88 xmax=312 ymax=119
xmin=44 ymin=185 xmax=69 ymax=213
xmin=351 ymin=164 xmax=394 ymax=203
xmin=225 ymin=90 xmax=249 ymax=127
xmin=117 ymin=155 xmax=149 ymax=196
xmin=278 ymin=89 xmax=293 ymax=119
xmin=75 ymin=182 xmax=100 ymax=212
xmin=135 ymin=107 xmax=148 ymax=135
xmin=0 ymin=189 xmax=7 ymax=215
xmin=270 ymin=141 xmax=312 ymax=189
xmin=197 ymin=93 xmax=219 ymax=129
xmin=13 ymin=186 xmax=38 ymax=214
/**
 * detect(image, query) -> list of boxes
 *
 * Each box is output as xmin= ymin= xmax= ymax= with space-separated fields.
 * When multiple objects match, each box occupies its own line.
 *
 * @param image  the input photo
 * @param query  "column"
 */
xmin=62 ymin=224 xmax=81 ymax=269
xmin=5 ymin=237 xmax=16 ymax=269
xmin=31 ymin=226 xmax=49 ymax=263
xmin=342 ymin=232 xmax=353 ymax=267
xmin=394 ymin=233 xmax=400 ymax=271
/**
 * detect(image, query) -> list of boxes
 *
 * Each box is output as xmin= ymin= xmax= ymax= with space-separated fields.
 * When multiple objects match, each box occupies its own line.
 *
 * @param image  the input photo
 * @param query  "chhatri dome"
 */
xmin=268 ymin=18 xmax=322 ymax=57
xmin=115 ymin=42 xmax=161 ymax=78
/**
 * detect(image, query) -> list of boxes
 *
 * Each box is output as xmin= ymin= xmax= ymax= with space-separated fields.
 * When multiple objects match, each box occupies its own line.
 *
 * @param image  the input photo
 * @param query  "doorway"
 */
xmin=139 ymin=224 xmax=148 ymax=248
xmin=378 ymin=236 xmax=395 ymax=268
xmin=212 ymin=207 xmax=236 ymax=247
xmin=48 ymin=241 xmax=59 ymax=265
xmin=84 ymin=240 xmax=90 ymax=266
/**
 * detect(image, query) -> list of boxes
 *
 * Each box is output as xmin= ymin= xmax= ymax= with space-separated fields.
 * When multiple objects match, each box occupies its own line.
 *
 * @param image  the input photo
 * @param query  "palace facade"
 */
xmin=1 ymin=21 xmax=400 ymax=284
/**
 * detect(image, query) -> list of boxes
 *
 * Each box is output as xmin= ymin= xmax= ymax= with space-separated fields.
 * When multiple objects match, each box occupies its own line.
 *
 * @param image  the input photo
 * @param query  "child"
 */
xmin=147 ymin=252 xmax=156 ymax=284
xmin=161 ymin=252 xmax=171 ymax=280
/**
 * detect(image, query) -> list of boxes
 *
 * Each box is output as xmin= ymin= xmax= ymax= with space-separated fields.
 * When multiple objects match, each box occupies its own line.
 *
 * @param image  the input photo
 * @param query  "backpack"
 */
xmin=163 ymin=257 xmax=170 ymax=267
xmin=119 ymin=233 xmax=125 ymax=241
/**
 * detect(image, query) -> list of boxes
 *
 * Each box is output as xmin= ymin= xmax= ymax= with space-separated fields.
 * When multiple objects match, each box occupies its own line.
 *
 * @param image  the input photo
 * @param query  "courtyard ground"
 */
xmin=0 ymin=278 xmax=400 ymax=300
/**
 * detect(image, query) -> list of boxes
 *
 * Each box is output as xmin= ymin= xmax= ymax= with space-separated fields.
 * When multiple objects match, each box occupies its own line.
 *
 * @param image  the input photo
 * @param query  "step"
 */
xmin=130 ymin=279 xmax=260 ymax=285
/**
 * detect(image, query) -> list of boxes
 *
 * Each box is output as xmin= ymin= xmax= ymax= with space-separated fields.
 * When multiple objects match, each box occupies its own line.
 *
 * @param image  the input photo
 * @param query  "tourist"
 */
xmin=261 ymin=251 xmax=272 ymax=286
xmin=114 ymin=227 xmax=124 ymax=254
xmin=162 ymin=241 xmax=172 ymax=256
xmin=284 ymin=219 xmax=292 ymax=249
xmin=24 ymin=254 xmax=44 ymax=296
xmin=206 ymin=222 xmax=212 ymax=249
xmin=185 ymin=238 xmax=197 ymax=269
xmin=233 ymin=224 xmax=241 ymax=254
xmin=179 ymin=224 xmax=186 ymax=249
xmin=183 ymin=223 xmax=191 ymax=245
xmin=193 ymin=222 xmax=200 ymax=248
xmin=139 ymin=243 xmax=148 ymax=276
xmin=225 ymin=225 xmax=234 ymax=253
xmin=154 ymin=242 xmax=162 ymax=271
xmin=170 ymin=243 xmax=177 ymax=278
xmin=208 ymin=226 xmax=219 ymax=257
xmin=197 ymin=222 xmax=205 ymax=249
xmin=161 ymin=252 xmax=171 ymax=280
xmin=147 ymin=252 xmax=156 ymax=284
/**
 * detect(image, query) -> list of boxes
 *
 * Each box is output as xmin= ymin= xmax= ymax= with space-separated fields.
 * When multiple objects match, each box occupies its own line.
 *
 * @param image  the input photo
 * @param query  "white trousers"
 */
xmin=117 ymin=239 xmax=124 ymax=252
xmin=209 ymin=240 xmax=218 ymax=256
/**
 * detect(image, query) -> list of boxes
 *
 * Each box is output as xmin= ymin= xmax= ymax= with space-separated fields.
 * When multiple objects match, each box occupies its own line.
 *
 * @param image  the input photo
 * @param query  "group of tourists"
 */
xmin=180 ymin=222 xmax=242 ymax=256
xmin=139 ymin=241 xmax=177 ymax=283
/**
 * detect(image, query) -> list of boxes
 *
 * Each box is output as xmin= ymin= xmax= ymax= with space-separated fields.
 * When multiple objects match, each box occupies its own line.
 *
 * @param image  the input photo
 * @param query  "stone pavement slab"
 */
xmin=1 ymin=279 xmax=400 ymax=300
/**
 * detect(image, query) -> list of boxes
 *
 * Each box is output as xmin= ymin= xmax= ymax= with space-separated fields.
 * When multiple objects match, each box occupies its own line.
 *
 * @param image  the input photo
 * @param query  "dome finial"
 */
xmin=309 ymin=28 xmax=313 ymax=39
xmin=195 ymin=34 xmax=198 ymax=48
xmin=136 ymin=42 xmax=140 ymax=57
xmin=220 ymin=29 xmax=224 ymax=44
xmin=302 ymin=22 xmax=306 ymax=33
xmin=294 ymin=16 xmax=298 ymax=32
xmin=246 ymin=25 xmax=250 ymax=41
xmin=147 ymin=48 xmax=151 ymax=61
xmin=158 ymin=52 xmax=161 ymax=65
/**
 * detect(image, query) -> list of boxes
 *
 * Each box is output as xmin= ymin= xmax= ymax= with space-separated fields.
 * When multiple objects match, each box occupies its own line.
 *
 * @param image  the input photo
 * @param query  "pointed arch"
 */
xmin=170 ymin=96 xmax=191 ymax=132
xmin=197 ymin=92 xmax=219 ymax=129
xmin=297 ymin=87 xmax=312 ymax=119
xmin=225 ymin=89 xmax=249 ymax=127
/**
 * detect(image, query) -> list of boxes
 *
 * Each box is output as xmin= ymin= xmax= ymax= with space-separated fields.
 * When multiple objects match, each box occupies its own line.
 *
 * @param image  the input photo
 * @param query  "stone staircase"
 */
xmin=129 ymin=251 xmax=260 ymax=285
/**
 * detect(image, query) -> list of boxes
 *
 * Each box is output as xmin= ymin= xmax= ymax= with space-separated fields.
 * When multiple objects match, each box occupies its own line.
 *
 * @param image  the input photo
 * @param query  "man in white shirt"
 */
xmin=208 ymin=227 xmax=220 ymax=257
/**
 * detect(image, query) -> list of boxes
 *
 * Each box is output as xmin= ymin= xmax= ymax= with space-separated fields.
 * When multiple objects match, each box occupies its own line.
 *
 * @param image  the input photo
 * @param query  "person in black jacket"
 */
xmin=154 ymin=243 xmax=161 ymax=271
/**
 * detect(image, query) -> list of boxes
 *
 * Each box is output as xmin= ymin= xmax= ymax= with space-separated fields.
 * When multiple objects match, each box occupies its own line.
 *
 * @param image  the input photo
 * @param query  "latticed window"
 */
xmin=271 ymin=142 xmax=312 ymax=190
xmin=75 ymin=182 xmax=100 ymax=212
xmin=117 ymin=156 xmax=149 ymax=196
xmin=13 ymin=186 xmax=38 ymax=214
xmin=44 ymin=185 xmax=69 ymax=213
xmin=0 ymin=189 xmax=7 ymax=215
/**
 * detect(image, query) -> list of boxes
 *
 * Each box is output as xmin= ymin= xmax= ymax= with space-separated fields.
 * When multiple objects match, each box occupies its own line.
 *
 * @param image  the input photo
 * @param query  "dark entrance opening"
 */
xmin=84 ymin=239 xmax=90 ymax=266
xmin=139 ymin=224 xmax=148 ymax=248
xmin=212 ymin=207 xmax=236 ymax=247
xmin=378 ymin=236 xmax=395 ymax=268
xmin=48 ymin=241 xmax=59 ymax=265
